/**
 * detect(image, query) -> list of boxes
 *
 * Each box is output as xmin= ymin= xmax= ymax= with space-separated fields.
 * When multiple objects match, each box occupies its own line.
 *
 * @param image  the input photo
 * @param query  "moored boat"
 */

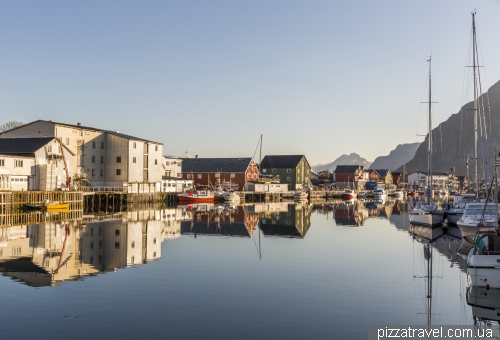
xmin=178 ymin=190 xmax=214 ymax=203
xmin=341 ymin=189 xmax=357 ymax=200
xmin=467 ymin=233 xmax=500 ymax=289
xmin=456 ymin=202 xmax=499 ymax=238
xmin=373 ymin=189 xmax=386 ymax=199
xmin=293 ymin=190 xmax=308 ymax=200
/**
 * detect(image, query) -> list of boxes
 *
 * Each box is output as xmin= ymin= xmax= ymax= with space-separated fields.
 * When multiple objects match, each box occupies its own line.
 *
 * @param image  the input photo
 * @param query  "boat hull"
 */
xmin=178 ymin=196 xmax=214 ymax=203
xmin=43 ymin=203 xmax=70 ymax=211
xmin=409 ymin=212 xmax=444 ymax=226
xmin=446 ymin=212 xmax=463 ymax=225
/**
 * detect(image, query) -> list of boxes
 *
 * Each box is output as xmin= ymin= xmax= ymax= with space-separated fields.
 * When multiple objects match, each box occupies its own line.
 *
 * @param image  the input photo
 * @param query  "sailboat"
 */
xmin=409 ymin=56 xmax=444 ymax=227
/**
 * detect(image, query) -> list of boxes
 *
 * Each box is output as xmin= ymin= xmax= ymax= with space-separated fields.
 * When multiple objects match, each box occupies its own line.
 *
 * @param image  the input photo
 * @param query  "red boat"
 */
xmin=341 ymin=189 xmax=357 ymax=200
xmin=177 ymin=190 xmax=214 ymax=203
xmin=407 ymin=190 xmax=419 ymax=197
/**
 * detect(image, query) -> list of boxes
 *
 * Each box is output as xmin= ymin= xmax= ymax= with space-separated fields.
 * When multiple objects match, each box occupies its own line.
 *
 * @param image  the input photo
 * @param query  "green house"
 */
xmin=259 ymin=155 xmax=311 ymax=190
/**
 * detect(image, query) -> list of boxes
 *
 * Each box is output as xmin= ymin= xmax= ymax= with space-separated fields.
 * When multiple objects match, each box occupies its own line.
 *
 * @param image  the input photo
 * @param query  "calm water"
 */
xmin=1 ymin=199 xmax=475 ymax=339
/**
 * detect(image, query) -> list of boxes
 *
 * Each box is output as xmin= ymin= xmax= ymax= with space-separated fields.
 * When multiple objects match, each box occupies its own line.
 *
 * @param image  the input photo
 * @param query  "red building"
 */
xmin=181 ymin=157 xmax=259 ymax=190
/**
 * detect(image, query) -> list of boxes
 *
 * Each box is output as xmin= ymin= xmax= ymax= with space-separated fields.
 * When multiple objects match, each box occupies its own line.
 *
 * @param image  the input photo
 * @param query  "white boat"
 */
xmin=467 ymin=285 xmax=500 ymax=322
xmin=467 ymin=233 xmax=500 ymax=289
xmin=445 ymin=193 xmax=476 ymax=224
xmin=408 ymin=56 xmax=444 ymax=227
xmin=373 ymin=189 xmax=386 ymax=199
xmin=293 ymin=190 xmax=308 ymax=200
xmin=393 ymin=190 xmax=404 ymax=199
xmin=224 ymin=191 xmax=241 ymax=202
xmin=456 ymin=202 xmax=499 ymax=238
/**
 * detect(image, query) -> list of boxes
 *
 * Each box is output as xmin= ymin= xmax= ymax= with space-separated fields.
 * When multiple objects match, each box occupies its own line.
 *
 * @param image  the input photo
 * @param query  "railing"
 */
xmin=80 ymin=186 xmax=127 ymax=193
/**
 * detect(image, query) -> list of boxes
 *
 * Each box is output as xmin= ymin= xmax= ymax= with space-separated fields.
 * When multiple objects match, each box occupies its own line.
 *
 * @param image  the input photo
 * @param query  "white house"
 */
xmin=0 ymin=120 xmax=164 ymax=193
xmin=161 ymin=156 xmax=192 ymax=193
xmin=0 ymin=137 xmax=74 ymax=191
xmin=407 ymin=171 xmax=452 ymax=188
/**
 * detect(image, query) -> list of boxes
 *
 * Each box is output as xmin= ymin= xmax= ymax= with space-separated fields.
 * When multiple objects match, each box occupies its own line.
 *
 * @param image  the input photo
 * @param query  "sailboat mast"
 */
xmin=472 ymin=12 xmax=479 ymax=196
xmin=428 ymin=56 xmax=433 ymax=205
xmin=259 ymin=134 xmax=263 ymax=173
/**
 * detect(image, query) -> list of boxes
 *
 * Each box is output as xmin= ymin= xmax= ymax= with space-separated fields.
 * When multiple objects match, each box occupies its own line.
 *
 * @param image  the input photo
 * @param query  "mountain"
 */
xmin=396 ymin=79 xmax=500 ymax=176
xmin=369 ymin=143 xmax=421 ymax=171
xmin=314 ymin=153 xmax=372 ymax=172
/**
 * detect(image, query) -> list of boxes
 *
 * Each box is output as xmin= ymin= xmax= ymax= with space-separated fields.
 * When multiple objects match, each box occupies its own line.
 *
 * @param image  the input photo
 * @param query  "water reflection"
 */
xmin=0 ymin=202 xmax=315 ymax=286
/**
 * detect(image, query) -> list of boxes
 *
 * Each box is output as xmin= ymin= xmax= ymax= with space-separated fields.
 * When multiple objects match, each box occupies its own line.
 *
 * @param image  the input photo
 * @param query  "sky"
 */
xmin=1 ymin=1 xmax=500 ymax=166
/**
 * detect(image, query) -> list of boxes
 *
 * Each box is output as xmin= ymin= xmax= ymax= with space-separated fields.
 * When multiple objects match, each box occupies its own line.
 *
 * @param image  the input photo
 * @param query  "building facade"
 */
xmin=181 ymin=157 xmax=259 ymax=190
xmin=259 ymin=155 xmax=311 ymax=190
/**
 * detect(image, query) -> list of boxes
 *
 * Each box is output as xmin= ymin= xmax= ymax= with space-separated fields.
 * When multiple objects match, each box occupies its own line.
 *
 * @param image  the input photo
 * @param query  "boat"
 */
xmin=24 ymin=200 xmax=70 ymax=211
xmin=357 ymin=192 xmax=367 ymax=199
xmin=393 ymin=189 xmax=404 ymax=199
xmin=224 ymin=190 xmax=241 ymax=202
xmin=445 ymin=193 xmax=476 ymax=224
xmin=177 ymin=190 xmax=215 ymax=203
xmin=407 ymin=190 xmax=419 ymax=197
xmin=341 ymin=189 xmax=357 ymax=200
xmin=408 ymin=56 xmax=444 ymax=227
xmin=467 ymin=233 xmax=500 ymax=289
xmin=467 ymin=285 xmax=500 ymax=323
xmin=293 ymin=190 xmax=308 ymax=200
xmin=456 ymin=202 xmax=499 ymax=238
xmin=373 ymin=189 xmax=386 ymax=199
xmin=42 ymin=203 xmax=70 ymax=211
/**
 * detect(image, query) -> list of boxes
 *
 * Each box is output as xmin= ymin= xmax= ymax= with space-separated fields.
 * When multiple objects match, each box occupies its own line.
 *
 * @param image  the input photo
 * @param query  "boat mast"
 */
xmin=259 ymin=134 xmax=263 ymax=173
xmin=428 ymin=56 xmax=433 ymax=205
xmin=472 ymin=11 xmax=479 ymax=197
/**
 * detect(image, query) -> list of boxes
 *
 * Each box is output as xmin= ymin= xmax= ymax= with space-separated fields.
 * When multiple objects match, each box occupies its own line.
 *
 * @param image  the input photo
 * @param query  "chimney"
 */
xmin=77 ymin=122 xmax=81 ymax=126
xmin=196 ymin=155 xmax=198 ymax=160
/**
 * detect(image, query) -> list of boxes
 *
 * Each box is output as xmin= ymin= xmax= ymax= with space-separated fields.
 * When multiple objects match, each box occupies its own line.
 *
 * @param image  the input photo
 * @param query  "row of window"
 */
xmin=187 ymin=173 xmax=235 ymax=179
xmin=0 ymin=159 xmax=24 ymax=167
xmin=90 ymin=156 xmax=159 ymax=165
xmin=91 ymin=169 xmax=122 ymax=176
xmin=132 ymin=142 xmax=159 ymax=152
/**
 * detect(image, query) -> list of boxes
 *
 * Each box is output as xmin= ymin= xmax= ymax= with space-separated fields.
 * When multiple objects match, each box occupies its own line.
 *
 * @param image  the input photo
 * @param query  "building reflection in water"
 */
xmin=0 ymin=202 xmax=313 ymax=287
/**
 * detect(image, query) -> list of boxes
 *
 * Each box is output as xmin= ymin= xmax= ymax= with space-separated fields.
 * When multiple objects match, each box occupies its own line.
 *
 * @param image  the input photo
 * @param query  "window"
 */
xmin=155 ymin=145 xmax=158 ymax=151
xmin=115 ymin=229 xmax=120 ymax=236
xmin=91 ymin=228 xmax=94 ymax=236
xmin=133 ymin=157 xmax=136 ymax=163
xmin=116 ymin=156 xmax=121 ymax=163
xmin=155 ymin=159 xmax=158 ymax=165
xmin=100 ymin=156 xmax=104 ymax=163
xmin=153 ymin=252 xmax=157 ymax=257
xmin=80 ymin=130 xmax=83 ymax=136
xmin=115 ymin=242 xmax=120 ymax=249
xmin=47 ymin=146 xmax=52 ymax=152
xmin=262 ymin=169 xmax=266 ymax=173
xmin=187 ymin=174 xmax=191 ymax=179
xmin=131 ymin=256 xmax=135 ymax=263
xmin=230 ymin=173 xmax=235 ymax=178
xmin=100 ymin=169 xmax=103 ymax=177
xmin=66 ymin=137 xmax=70 ymax=145
xmin=99 ymin=255 xmax=102 ymax=263
xmin=92 ymin=169 xmax=95 ymax=176
xmin=99 ymin=228 xmax=102 ymax=235
xmin=197 ymin=174 xmax=202 ymax=179
xmin=116 ymin=169 xmax=121 ymax=176
xmin=90 ymin=242 xmax=94 ymax=249
xmin=133 ymin=142 xmax=136 ymax=149
xmin=131 ymin=241 xmax=135 ymax=248
xmin=153 ymin=237 xmax=157 ymax=245
xmin=0 ymin=159 xmax=4 ymax=167
xmin=287 ymin=169 xmax=291 ymax=173
xmin=101 ymin=142 xmax=104 ymax=149
xmin=272 ymin=169 xmax=276 ymax=173
xmin=92 ymin=141 xmax=96 ymax=149
xmin=287 ymin=177 xmax=291 ymax=181
xmin=90 ymin=256 xmax=94 ymax=264
xmin=14 ymin=160 xmax=23 ymax=167
xmin=99 ymin=241 xmax=102 ymax=249
xmin=92 ymin=155 xmax=95 ymax=163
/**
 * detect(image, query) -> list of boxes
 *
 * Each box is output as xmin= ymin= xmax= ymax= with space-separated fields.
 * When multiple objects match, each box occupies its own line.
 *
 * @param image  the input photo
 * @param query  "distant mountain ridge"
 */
xmin=313 ymin=153 xmax=372 ymax=172
xmin=397 ymin=79 xmax=500 ymax=175
xmin=369 ymin=143 xmax=420 ymax=171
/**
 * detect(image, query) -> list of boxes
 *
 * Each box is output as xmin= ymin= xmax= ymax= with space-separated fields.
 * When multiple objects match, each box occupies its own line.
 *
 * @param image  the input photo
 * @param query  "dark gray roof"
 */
xmin=0 ymin=119 xmax=105 ymax=134
xmin=373 ymin=169 xmax=391 ymax=177
xmin=0 ymin=137 xmax=55 ymax=156
xmin=106 ymin=131 xmax=162 ymax=144
xmin=182 ymin=158 xmax=252 ymax=173
xmin=334 ymin=165 xmax=363 ymax=173
xmin=260 ymin=155 xmax=307 ymax=169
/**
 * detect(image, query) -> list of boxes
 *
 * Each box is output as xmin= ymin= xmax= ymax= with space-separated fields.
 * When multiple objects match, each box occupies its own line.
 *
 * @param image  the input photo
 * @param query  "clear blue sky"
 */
xmin=1 ymin=1 xmax=499 ymax=165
